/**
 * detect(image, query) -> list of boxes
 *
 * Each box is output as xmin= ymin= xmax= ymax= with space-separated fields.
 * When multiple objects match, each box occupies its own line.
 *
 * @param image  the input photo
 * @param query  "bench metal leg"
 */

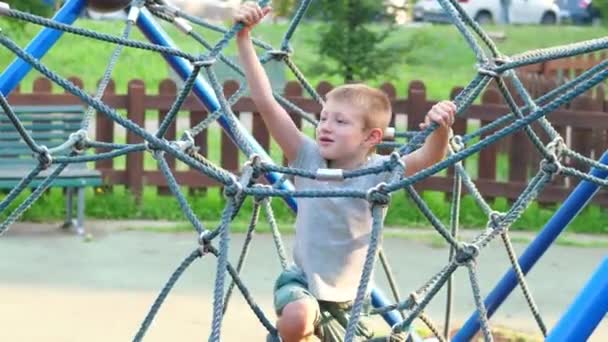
xmin=63 ymin=187 xmax=76 ymax=229
xmin=76 ymin=187 xmax=85 ymax=236
xmin=62 ymin=187 xmax=86 ymax=235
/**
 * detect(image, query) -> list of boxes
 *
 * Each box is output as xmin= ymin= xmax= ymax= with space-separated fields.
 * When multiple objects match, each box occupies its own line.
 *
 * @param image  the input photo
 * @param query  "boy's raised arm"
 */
xmin=235 ymin=2 xmax=304 ymax=163
xmin=402 ymin=101 xmax=456 ymax=176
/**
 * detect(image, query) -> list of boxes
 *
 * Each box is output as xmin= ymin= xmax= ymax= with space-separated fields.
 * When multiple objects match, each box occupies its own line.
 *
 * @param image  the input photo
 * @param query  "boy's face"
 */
xmin=316 ymin=99 xmax=379 ymax=168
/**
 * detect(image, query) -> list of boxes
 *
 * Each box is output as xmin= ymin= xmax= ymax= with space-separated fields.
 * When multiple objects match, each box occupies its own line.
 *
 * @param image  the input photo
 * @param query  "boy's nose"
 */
xmin=319 ymin=121 xmax=332 ymax=132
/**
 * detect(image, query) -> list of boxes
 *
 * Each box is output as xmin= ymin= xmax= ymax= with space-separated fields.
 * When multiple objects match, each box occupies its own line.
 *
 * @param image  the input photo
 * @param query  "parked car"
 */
xmin=413 ymin=0 xmax=561 ymax=25
xmin=557 ymin=0 xmax=602 ymax=25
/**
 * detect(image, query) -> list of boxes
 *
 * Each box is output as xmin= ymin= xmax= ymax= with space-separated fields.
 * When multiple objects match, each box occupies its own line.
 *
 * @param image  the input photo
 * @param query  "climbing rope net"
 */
xmin=1 ymin=0 xmax=607 ymax=341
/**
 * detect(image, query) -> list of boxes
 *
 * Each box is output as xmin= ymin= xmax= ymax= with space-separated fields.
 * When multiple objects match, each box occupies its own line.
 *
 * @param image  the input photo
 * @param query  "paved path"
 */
xmin=0 ymin=221 xmax=606 ymax=341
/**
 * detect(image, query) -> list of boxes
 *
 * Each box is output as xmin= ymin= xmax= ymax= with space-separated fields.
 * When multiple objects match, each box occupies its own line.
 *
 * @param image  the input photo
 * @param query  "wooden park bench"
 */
xmin=0 ymin=105 xmax=102 ymax=234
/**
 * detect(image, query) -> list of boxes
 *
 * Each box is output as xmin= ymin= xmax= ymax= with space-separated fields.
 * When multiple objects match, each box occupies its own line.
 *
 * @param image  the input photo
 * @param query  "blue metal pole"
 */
xmin=453 ymin=151 xmax=608 ymax=341
xmin=546 ymin=257 xmax=608 ymax=341
xmin=371 ymin=289 xmax=415 ymax=335
xmin=0 ymin=0 xmax=85 ymax=96
xmin=136 ymin=8 xmax=403 ymax=327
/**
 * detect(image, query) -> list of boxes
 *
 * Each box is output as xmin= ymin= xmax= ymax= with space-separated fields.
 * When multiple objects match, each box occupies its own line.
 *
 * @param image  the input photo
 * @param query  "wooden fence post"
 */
xmin=478 ymin=87 xmax=500 ymax=201
xmin=379 ymin=83 xmax=397 ymax=156
xmin=32 ymin=78 xmax=53 ymax=144
xmin=189 ymin=96 xmax=208 ymax=195
xmin=126 ymin=79 xmax=145 ymax=202
xmin=157 ymin=79 xmax=178 ymax=195
xmin=220 ymin=82 xmax=240 ymax=173
xmin=316 ymin=81 xmax=333 ymax=100
xmin=95 ymin=80 xmax=115 ymax=174
xmin=406 ymin=81 xmax=430 ymax=192
xmin=406 ymin=81 xmax=428 ymax=132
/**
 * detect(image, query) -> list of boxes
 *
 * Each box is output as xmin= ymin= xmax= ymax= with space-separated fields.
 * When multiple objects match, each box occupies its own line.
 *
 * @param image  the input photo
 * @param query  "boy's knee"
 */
xmin=277 ymin=299 xmax=317 ymax=340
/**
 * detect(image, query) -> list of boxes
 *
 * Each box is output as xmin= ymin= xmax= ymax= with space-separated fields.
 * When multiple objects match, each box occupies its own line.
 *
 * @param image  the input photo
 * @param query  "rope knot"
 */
xmin=477 ymin=58 xmax=507 ymax=78
xmin=223 ymin=176 xmax=243 ymax=198
xmin=541 ymin=159 xmax=561 ymax=175
xmin=477 ymin=66 xmax=500 ymax=78
xmin=244 ymin=154 xmax=263 ymax=179
xmin=69 ymin=129 xmax=88 ymax=155
xmin=151 ymin=149 xmax=165 ymax=161
xmin=172 ymin=134 xmax=195 ymax=154
xmin=366 ymin=182 xmax=391 ymax=206
xmin=387 ymin=152 xmax=406 ymax=173
xmin=487 ymin=211 xmax=505 ymax=230
xmin=450 ymin=134 xmax=465 ymax=152
xmin=493 ymin=56 xmax=511 ymax=66
xmin=36 ymin=146 xmax=52 ymax=169
xmin=541 ymin=137 xmax=564 ymax=176
xmin=547 ymin=137 xmax=565 ymax=157
xmin=144 ymin=140 xmax=159 ymax=153
xmin=252 ymin=184 xmax=272 ymax=203
xmin=198 ymin=230 xmax=213 ymax=255
xmin=455 ymin=243 xmax=479 ymax=266
xmin=193 ymin=57 xmax=216 ymax=68
xmin=179 ymin=131 xmax=200 ymax=156
xmin=267 ymin=49 xmax=291 ymax=61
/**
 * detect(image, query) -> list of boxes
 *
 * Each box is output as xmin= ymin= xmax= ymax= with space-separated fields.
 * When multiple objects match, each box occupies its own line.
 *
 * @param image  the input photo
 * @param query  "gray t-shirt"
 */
xmin=291 ymin=137 xmax=393 ymax=302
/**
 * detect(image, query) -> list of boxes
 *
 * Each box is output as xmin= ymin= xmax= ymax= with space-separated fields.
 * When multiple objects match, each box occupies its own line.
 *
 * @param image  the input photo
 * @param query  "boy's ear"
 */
xmin=366 ymin=128 xmax=384 ymax=146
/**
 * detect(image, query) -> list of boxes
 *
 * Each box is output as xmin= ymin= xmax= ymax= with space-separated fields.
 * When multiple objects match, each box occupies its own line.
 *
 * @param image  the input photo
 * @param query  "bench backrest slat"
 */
xmin=0 ymin=105 xmax=85 ymax=162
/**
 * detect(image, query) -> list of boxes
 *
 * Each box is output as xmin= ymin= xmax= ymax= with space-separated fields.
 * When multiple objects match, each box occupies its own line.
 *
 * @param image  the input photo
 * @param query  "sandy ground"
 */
xmin=0 ymin=221 xmax=606 ymax=341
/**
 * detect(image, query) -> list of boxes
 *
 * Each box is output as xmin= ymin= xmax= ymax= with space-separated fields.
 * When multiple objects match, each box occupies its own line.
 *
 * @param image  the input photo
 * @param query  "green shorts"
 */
xmin=273 ymin=266 xmax=375 ymax=342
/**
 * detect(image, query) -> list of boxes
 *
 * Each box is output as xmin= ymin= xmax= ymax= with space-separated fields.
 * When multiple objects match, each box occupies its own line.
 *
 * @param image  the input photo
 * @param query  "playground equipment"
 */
xmin=0 ymin=0 xmax=607 ymax=341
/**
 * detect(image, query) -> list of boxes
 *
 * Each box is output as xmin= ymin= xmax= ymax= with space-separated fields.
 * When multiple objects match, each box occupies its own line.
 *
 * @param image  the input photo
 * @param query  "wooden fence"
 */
xmin=520 ymin=51 xmax=608 ymax=81
xmin=6 ymin=76 xmax=608 ymax=206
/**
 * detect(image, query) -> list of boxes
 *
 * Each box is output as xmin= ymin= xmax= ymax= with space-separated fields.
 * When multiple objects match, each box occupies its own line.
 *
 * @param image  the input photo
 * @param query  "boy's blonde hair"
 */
xmin=326 ymin=84 xmax=392 ymax=130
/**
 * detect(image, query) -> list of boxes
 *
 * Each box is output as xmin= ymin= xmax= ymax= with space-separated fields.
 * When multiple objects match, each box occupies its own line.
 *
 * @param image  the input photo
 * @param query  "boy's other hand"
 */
xmin=234 ymin=1 xmax=272 ymax=37
xmin=420 ymin=100 xmax=457 ymax=131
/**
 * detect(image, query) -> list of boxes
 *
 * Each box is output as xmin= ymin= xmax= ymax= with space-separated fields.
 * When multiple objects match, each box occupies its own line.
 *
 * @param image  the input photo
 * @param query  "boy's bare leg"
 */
xmin=277 ymin=299 xmax=319 ymax=342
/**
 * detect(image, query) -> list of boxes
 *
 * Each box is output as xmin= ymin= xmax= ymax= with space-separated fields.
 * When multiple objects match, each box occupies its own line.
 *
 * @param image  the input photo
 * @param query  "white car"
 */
xmin=413 ymin=0 xmax=561 ymax=25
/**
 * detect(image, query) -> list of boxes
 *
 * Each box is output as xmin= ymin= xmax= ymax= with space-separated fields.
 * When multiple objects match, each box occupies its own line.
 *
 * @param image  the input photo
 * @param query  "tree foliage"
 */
xmin=306 ymin=0 xmax=403 ymax=83
xmin=4 ymin=0 xmax=54 ymax=17
xmin=1 ymin=1 xmax=55 ymax=33
xmin=594 ymin=1 xmax=608 ymax=25
xmin=272 ymin=0 xmax=297 ymax=19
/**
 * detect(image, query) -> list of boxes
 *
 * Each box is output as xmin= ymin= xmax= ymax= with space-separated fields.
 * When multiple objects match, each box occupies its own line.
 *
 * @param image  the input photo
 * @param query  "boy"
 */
xmin=234 ymin=2 xmax=456 ymax=341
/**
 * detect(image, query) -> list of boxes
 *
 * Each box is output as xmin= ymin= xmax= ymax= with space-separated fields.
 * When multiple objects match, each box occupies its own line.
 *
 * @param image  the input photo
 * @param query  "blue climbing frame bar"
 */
xmin=546 ymin=257 xmax=608 ymax=341
xmin=0 ymin=0 xmax=86 ymax=96
xmin=135 ymin=8 xmax=404 ymax=327
xmin=453 ymin=151 xmax=608 ymax=341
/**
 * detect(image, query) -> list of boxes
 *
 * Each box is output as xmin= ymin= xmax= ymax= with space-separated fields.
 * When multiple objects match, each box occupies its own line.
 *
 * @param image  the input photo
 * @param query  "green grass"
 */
xmin=2 ymin=184 xmax=608 ymax=234
xmin=1 ymin=19 xmax=607 ymax=99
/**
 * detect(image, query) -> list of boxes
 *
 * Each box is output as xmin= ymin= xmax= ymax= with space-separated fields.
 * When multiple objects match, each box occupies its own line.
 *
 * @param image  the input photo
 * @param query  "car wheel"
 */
xmin=540 ymin=12 xmax=557 ymax=25
xmin=474 ymin=11 xmax=493 ymax=25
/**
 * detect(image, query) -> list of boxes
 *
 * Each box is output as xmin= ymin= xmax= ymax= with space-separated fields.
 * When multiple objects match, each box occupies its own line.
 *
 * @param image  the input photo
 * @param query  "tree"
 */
xmin=272 ymin=0 xmax=297 ymax=19
xmin=1 ymin=1 xmax=56 ymax=34
xmin=594 ymin=1 xmax=607 ymax=25
xmin=4 ymin=0 xmax=54 ymax=17
xmin=306 ymin=0 xmax=404 ymax=83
